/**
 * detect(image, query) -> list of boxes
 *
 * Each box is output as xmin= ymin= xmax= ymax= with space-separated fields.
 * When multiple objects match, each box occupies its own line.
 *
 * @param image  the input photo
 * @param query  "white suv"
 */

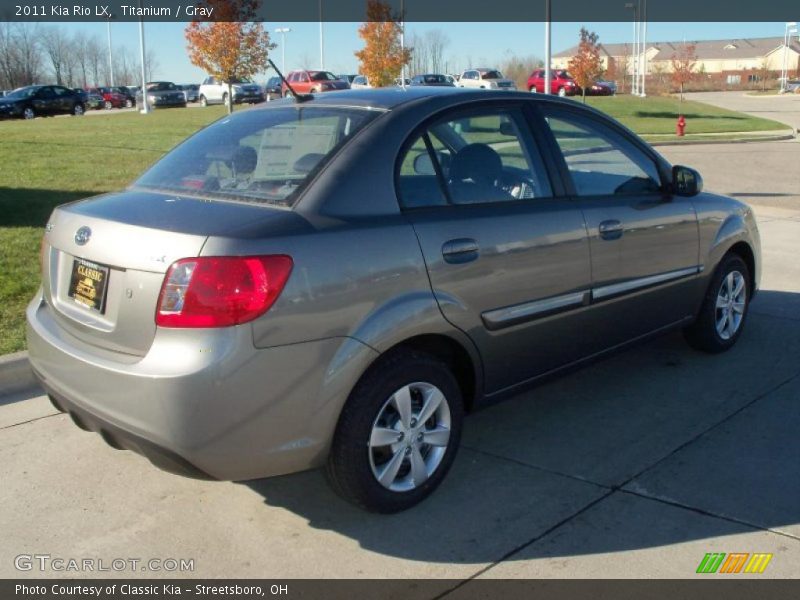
xmin=198 ymin=76 xmax=264 ymax=106
xmin=458 ymin=68 xmax=517 ymax=91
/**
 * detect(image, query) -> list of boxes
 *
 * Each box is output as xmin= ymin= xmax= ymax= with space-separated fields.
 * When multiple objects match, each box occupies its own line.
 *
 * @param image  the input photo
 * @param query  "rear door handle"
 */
xmin=442 ymin=238 xmax=479 ymax=264
xmin=599 ymin=220 xmax=623 ymax=240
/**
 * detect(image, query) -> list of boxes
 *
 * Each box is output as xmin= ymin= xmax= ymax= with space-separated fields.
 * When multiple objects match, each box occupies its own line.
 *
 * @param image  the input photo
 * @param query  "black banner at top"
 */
xmin=1 ymin=0 xmax=800 ymax=23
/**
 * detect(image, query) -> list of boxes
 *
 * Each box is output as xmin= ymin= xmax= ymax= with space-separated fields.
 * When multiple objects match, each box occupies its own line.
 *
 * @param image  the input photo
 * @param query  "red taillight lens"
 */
xmin=156 ymin=255 xmax=293 ymax=328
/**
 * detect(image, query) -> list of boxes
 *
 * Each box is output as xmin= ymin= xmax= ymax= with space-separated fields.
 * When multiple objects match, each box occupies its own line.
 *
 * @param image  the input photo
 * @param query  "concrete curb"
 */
xmin=0 ymin=351 xmax=39 ymax=396
xmin=649 ymin=130 xmax=796 ymax=147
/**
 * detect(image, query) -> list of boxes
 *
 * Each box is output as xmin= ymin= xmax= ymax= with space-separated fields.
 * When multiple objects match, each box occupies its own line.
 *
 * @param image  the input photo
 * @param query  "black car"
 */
xmin=264 ymin=76 xmax=282 ymax=99
xmin=178 ymin=84 xmax=199 ymax=103
xmin=73 ymin=88 xmax=104 ymax=110
xmin=410 ymin=74 xmax=456 ymax=87
xmin=136 ymin=81 xmax=187 ymax=109
xmin=0 ymin=85 xmax=85 ymax=119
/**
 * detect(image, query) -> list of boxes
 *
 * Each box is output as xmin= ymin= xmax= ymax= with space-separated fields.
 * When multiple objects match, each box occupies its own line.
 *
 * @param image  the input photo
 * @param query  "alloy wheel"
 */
xmin=715 ymin=270 xmax=746 ymax=340
xmin=23 ymin=107 xmax=34 ymax=119
xmin=73 ymin=104 xmax=84 ymax=116
xmin=368 ymin=382 xmax=452 ymax=492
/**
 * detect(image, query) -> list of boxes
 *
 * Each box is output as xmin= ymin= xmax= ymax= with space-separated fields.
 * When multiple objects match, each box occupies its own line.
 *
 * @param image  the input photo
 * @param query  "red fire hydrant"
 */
xmin=676 ymin=115 xmax=686 ymax=137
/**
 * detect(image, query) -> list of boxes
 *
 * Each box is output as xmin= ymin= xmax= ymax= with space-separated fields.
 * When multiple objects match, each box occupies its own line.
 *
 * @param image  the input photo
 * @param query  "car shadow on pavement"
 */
xmin=243 ymin=290 xmax=800 ymax=564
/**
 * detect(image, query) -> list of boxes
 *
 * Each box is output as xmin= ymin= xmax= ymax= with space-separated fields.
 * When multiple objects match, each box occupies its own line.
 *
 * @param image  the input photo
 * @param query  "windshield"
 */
xmin=147 ymin=82 xmax=177 ymax=91
xmin=230 ymin=78 xmax=252 ymax=84
xmin=134 ymin=106 xmax=380 ymax=207
xmin=480 ymin=70 xmax=503 ymax=80
xmin=6 ymin=87 xmax=38 ymax=99
xmin=422 ymin=75 xmax=447 ymax=84
xmin=310 ymin=71 xmax=338 ymax=81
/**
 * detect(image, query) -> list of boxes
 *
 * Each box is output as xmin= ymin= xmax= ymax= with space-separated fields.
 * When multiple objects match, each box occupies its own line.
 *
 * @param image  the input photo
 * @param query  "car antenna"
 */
xmin=267 ymin=58 xmax=313 ymax=103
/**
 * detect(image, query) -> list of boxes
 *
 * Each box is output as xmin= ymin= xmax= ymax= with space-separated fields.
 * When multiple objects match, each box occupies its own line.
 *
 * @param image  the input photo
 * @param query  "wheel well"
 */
xmin=727 ymin=241 xmax=756 ymax=293
xmin=390 ymin=335 xmax=478 ymax=412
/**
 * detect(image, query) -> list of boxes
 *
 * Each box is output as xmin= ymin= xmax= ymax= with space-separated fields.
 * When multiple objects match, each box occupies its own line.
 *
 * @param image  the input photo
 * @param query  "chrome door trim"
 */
xmin=592 ymin=266 xmax=701 ymax=301
xmin=482 ymin=290 xmax=590 ymax=330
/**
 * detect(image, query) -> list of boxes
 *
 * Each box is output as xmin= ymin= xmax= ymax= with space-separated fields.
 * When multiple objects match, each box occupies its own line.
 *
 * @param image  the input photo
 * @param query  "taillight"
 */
xmin=156 ymin=255 xmax=293 ymax=328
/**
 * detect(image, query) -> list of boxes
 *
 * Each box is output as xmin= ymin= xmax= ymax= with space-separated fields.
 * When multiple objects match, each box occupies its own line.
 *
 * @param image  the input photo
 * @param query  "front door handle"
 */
xmin=599 ymin=220 xmax=623 ymax=240
xmin=442 ymin=238 xmax=479 ymax=264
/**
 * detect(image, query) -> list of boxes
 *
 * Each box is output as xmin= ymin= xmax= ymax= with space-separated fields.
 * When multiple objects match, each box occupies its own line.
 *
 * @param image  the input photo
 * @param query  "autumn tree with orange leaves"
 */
xmin=568 ymin=28 xmax=603 ymax=104
xmin=354 ymin=0 xmax=411 ymax=88
xmin=671 ymin=43 xmax=698 ymax=102
xmin=184 ymin=0 xmax=274 ymax=113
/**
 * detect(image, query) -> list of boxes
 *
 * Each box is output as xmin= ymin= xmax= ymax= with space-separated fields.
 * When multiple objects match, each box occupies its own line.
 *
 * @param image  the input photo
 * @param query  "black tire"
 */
xmin=684 ymin=254 xmax=751 ymax=353
xmin=222 ymin=92 xmax=228 ymax=106
xmin=73 ymin=103 xmax=85 ymax=116
xmin=124 ymin=99 xmax=133 ymax=108
xmin=23 ymin=106 xmax=35 ymax=120
xmin=284 ymin=90 xmax=292 ymax=98
xmin=326 ymin=349 xmax=464 ymax=513
xmin=104 ymin=100 xmax=112 ymax=110
xmin=200 ymin=95 xmax=208 ymax=107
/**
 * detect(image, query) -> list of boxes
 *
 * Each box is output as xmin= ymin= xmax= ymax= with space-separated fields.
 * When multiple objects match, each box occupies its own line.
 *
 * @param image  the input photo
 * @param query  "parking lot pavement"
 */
xmin=1 ymin=137 xmax=799 ymax=581
xmin=685 ymin=91 xmax=800 ymax=133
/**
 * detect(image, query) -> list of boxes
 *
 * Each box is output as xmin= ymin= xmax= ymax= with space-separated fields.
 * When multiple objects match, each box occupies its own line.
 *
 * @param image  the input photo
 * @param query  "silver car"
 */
xmin=27 ymin=88 xmax=760 ymax=513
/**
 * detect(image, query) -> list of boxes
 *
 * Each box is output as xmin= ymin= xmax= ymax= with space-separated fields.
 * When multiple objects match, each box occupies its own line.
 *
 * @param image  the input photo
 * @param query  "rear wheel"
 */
xmin=199 ymin=95 xmax=208 ymax=107
xmin=557 ymin=87 xmax=567 ymax=97
xmin=529 ymin=86 xmax=537 ymax=93
xmin=684 ymin=254 xmax=750 ymax=353
xmin=284 ymin=90 xmax=292 ymax=98
xmin=222 ymin=92 xmax=229 ymax=106
xmin=326 ymin=350 xmax=464 ymax=513
xmin=124 ymin=99 xmax=132 ymax=108
xmin=72 ymin=103 xmax=85 ymax=116
xmin=104 ymin=100 xmax=112 ymax=110
xmin=23 ymin=106 xmax=35 ymax=119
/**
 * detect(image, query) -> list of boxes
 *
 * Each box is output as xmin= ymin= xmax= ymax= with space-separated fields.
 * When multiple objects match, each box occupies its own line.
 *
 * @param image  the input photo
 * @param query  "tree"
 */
xmin=185 ymin=0 xmax=274 ymax=113
xmin=354 ymin=0 xmax=411 ymax=88
xmin=670 ymin=42 xmax=697 ymax=101
xmin=567 ymin=28 xmax=603 ymax=103
xmin=500 ymin=52 xmax=544 ymax=91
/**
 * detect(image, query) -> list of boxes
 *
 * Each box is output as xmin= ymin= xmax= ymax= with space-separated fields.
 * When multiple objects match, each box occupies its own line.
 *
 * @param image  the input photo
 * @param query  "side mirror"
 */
xmin=672 ymin=165 xmax=703 ymax=197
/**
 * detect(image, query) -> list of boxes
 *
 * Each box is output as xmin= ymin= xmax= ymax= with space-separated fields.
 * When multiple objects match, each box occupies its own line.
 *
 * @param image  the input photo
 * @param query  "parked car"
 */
xmin=109 ymin=86 xmax=136 ymax=107
xmin=199 ymin=76 xmax=264 ymax=106
xmin=410 ymin=74 xmax=455 ymax=87
xmin=338 ymin=74 xmax=358 ymax=84
xmin=350 ymin=75 xmax=372 ymax=89
xmin=28 ymin=88 xmax=760 ymax=513
xmin=594 ymin=80 xmax=618 ymax=95
xmin=281 ymin=70 xmax=350 ymax=97
xmin=136 ymin=81 xmax=187 ymax=109
xmin=458 ymin=68 xmax=517 ymax=90
xmin=785 ymin=80 xmax=800 ymax=93
xmin=73 ymin=88 xmax=103 ymax=110
xmin=394 ymin=77 xmax=412 ymax=86
xmin=0 ymin=85 xmax=85 ymax=119
xmin=177 ymin=84 xmax=200 ymax=103
xmin=88 ymin=87 xmax=128 ymax=109
xmin=263 ymin=76 xmax=282 ymax=100
xmin=527 ymin=69 xmax=579 ymax=96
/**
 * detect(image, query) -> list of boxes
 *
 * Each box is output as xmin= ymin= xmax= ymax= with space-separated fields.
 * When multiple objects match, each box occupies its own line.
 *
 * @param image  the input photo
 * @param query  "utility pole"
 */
xmin=138 ymin=0 xmax=149 ymax=113
xmin=544 ymin=0 xmax=551 ymax=95
xmin=640 ymin=0 xmax=647 ymax=97
xmin=319 ymin=0 xmax=325 ymax=69
xmin=275 ymin=27 xmax=291 ymax=74
xmin=106 ymin=17 xmax=114 ymax=87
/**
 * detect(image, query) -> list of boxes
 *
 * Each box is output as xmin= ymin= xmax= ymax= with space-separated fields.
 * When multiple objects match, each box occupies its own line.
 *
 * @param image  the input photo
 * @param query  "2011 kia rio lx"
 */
xmin=27 ymin=87 xmax=760 ymax=513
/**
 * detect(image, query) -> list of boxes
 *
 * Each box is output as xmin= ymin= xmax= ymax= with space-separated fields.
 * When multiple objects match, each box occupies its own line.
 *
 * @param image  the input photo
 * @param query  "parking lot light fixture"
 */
xmin=275 ymin=27 xmax=292 ymax=74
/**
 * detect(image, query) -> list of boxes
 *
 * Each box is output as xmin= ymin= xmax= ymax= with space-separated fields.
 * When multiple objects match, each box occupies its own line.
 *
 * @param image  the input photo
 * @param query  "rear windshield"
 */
xmin=423 ymin=75 xmax=447 ymax=83
xmin=147 ymin=82 xmax=177 ymax=91
xmin=310 ymin=71 xmax=338 ymax=81
xmin=133 ymin=106 xmax=380 ymax=207
xmin=480 ymin=70 xmax=503 ymax=79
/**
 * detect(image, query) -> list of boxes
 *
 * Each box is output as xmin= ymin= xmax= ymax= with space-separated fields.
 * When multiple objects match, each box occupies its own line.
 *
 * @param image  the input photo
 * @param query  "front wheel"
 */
xmin=23 ymin=107 xmax=35 ymax=119
xmin=124 ymin=99 xmax=132 ymax=108
xmin=104 ymin=100 xmax=112 ymax=110
xmin=684 ymin=254 xmax=750 ymax=353
xmin=529 ymin=86 xmax=537 ymax=93
xmin=199 ymin=95 xmax=208 ymax=107
xmin=326 ymin=350 xmax=464 ymax=513
xmin=72 ymin=103 xmax=85 ymax=116
xmin=557 ymin=87 xmax=567 ymax=97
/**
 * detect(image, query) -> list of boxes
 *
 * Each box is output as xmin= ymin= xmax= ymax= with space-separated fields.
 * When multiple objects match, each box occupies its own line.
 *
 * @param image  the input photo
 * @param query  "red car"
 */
xmin=89 ymin=87 xmax=129 ymax=109
xmin=526 ymin=69 xmax=579 ymax=96
xmin=281 ymin=70 xmax=350 ymax=97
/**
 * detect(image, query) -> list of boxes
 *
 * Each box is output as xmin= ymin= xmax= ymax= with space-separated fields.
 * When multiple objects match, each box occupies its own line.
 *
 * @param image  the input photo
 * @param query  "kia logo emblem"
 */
xmin=74 ymin=226 xmax=92 ymax=246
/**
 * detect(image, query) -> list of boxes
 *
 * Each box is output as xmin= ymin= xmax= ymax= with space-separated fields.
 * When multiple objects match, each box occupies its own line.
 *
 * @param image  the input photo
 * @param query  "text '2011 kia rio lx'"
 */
xmin=27 ymin=87 xmax=760 ymax=513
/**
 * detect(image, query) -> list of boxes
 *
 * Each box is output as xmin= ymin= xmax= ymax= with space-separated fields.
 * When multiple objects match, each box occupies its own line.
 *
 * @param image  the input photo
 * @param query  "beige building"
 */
xmin=553 ymin=36 xmax=800 ymax=86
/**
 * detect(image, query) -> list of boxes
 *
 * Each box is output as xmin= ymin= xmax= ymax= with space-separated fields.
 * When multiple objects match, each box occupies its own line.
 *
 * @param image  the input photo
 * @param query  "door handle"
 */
xmin=442 ymin=238 xmax=479 ymax=264
xmin=598 ymin=220 xmax=623 ymax=241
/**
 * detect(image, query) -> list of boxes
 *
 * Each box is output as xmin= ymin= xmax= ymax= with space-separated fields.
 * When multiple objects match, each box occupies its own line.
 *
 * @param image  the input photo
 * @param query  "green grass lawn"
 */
xmin=582 ymin=94 xmax=787 ymax=135
xmin=0 ymin=106 xmax=226 ymax=354
xmin=0 ymin=96 xmax=787 ymax=354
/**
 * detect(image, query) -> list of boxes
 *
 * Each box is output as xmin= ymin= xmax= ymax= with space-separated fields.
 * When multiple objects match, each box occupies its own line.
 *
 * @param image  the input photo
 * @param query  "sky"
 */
xmin=60 ymin=21 xmax=791 ymax=83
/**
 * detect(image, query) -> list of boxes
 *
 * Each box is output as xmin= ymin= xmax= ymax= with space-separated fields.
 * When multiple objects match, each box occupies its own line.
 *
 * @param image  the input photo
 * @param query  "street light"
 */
xmin=138 ymin=0 xmax=149 ymax=114
xmin=106 ymin=16 xmax=114 ymax=87
xmin=319 ymin=0 xmax=324 ymax=69
xmin=781 ymin=22 xmax=797 ymax=93
xmin=625 ymin=2 xmax=637 ymax=95
xmin=640 ymin=0 xmax=647 ymax=97
xmin=274 ymin=27 xmax=291 ymax=74
xmin=544 ymin=0 xmax=551 ymax=95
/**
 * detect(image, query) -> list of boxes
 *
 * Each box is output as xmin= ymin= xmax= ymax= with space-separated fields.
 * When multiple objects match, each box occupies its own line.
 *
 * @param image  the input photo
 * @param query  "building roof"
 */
xmin=554 ymin=36 xmax=800 ymax=61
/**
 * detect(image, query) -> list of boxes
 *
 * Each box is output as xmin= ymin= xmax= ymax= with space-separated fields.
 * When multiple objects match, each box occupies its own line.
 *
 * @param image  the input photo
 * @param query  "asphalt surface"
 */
xmin=1 ymin=97 xmax=799 ymax=582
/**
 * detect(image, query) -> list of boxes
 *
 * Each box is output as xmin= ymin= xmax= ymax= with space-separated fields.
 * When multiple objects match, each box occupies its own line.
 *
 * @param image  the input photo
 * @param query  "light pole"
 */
xmin=782 ymin=22 xmax=797 ymax=92
xmin=640 ymin=0 xmax=647 ymax=97
xmin=138 ymin=0 xmax=149 ymax=113
xmin=544 ymin=0 xmax=551 ymax=95
xmin=625 ymin=3 xmax=637 ymax=95
xmin=274 ymin=27 xmax=291 ymax=74
xmin=400 ymin=0 xmax=406 ymax=87
xmin=106 ymin=16 xmax=114 ymax=87
xmin=319 ymin=0 xmax=324 ymax=69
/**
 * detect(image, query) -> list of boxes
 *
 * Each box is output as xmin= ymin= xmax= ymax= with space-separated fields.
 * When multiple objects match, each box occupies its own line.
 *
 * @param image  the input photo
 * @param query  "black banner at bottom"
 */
xmin=3 ymin=579 xmax=800 ymax=600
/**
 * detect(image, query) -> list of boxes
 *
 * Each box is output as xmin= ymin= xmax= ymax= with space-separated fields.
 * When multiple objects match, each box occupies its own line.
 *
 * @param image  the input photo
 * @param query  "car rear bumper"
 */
xmin=26 ymin=291 xmax=370 ymax=481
